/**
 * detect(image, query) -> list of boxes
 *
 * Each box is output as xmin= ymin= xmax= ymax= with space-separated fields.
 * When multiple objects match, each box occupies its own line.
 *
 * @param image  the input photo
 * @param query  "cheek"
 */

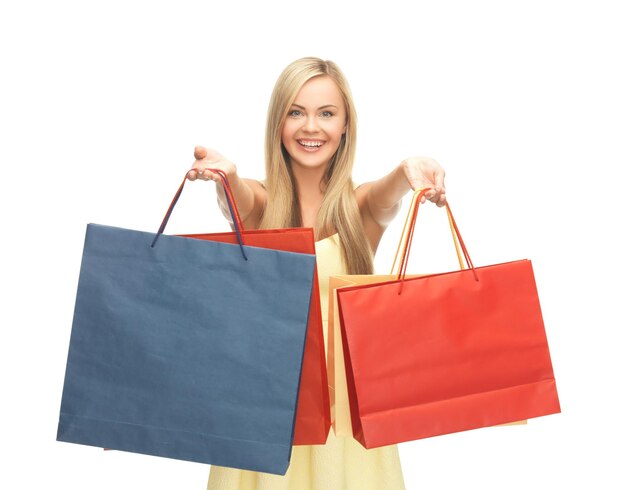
xmin=281 ymin=121 xmax=296 ymax=144
xmin=326 ymin=121 xmax=346 ymax=142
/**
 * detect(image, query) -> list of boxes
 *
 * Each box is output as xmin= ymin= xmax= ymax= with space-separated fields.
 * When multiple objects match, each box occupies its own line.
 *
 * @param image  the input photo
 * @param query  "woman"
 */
xmin=189 ymin=57 xmax=446 ymax=490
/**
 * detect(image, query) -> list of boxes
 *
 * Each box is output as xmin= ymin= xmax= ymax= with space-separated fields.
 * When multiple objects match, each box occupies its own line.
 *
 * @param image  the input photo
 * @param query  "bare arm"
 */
xmin=356 ymin=157 xmax=446 ymax=250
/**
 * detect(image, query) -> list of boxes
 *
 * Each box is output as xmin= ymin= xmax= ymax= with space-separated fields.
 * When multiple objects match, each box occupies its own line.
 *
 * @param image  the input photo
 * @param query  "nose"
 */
xmin=302 ymin=114 xmax=319 ymax=133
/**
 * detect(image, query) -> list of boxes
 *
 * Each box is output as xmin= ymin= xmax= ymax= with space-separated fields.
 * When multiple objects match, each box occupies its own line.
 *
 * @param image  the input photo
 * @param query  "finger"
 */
xmin=197 ymin=169 xmax=212 ymax=181
xmin=436 ymin=192 xmax=447 ymax=207
xmin=187 ymin=169 xmax=198 ymax=181
xmin=424 ymin=188 xmax=439 ymax=202
xmin=200 ymin=167 xmax=222 ymax=182
xmin=434 ymin=170 xmax=446 ymax=194
xmin=205 ymin=169 xmax=220 ymax=182
xmin=194 ymin=146 xmax=208 ymax=160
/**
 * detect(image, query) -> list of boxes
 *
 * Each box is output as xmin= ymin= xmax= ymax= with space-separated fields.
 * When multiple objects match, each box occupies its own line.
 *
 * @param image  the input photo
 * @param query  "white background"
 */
xmin=1 ymin=1 xmax=624 ymax=488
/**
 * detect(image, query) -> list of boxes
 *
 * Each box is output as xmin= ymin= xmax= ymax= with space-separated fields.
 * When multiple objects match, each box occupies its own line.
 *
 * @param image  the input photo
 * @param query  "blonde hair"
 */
xmin=260 ymin=57 xmax=373 ymax=274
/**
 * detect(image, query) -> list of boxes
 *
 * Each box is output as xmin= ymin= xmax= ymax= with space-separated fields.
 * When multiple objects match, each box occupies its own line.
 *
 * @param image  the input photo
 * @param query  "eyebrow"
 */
xmin=291 ymin=104 xmax=339 ymax=110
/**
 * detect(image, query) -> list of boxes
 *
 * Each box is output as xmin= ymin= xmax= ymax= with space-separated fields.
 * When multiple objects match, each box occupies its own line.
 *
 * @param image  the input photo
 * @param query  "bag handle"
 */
xmin=150 ymin=169 xmax=248 ymax=260
xmin=394 ymin=189 xmax=477 ymax=292
xmin=390 ymin=190 xmax=466 ymax=275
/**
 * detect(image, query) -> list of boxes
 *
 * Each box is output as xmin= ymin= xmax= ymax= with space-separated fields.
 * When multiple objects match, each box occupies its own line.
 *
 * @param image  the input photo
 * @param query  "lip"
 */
xmin=297 ymin=139 xmax=325 ymax=152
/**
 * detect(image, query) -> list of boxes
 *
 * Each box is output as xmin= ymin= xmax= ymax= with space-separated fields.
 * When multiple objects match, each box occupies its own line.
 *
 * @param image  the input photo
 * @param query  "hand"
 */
xmin=187 ymin=146 xmax=238 ymax=184
xmin=401 ymin=157 xmax=446 ymax=207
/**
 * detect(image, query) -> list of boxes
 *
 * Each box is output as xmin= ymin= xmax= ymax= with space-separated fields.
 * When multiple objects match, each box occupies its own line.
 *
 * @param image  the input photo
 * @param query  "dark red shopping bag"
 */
xmin=336 ymin=189 xmax=560 ymax=448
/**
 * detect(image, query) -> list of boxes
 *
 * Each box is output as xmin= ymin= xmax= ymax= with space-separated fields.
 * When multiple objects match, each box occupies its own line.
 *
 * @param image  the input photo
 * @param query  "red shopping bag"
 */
xmin=336 ymin=189 xmax=560 ymax=448
xmin=170 ymin=170 xmax=330 ymax=445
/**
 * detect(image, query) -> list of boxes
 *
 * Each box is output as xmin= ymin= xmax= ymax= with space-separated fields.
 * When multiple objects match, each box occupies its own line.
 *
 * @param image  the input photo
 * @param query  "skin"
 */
xmin=188 ymin=76 xmax=446 ymax=254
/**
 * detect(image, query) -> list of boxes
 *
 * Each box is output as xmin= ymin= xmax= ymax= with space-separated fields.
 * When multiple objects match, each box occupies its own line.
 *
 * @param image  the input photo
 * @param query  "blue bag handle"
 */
xmin=151 ymin=169 xmax=248 ymax=260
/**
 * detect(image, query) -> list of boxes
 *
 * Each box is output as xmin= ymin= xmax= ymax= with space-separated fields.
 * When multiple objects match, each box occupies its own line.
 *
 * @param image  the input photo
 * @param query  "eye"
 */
xmin=288 ymin=109 xmax=303 ymax=117
xmin=320 ymin=111 xmax=334 ymax=118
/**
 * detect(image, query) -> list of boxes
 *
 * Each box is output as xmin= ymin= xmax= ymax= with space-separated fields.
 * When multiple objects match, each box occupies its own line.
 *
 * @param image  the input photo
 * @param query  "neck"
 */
xmin=290 ymin=162 xmax=327 ymax=201
xmin=290 ymin=161 xmax=328 ymax=228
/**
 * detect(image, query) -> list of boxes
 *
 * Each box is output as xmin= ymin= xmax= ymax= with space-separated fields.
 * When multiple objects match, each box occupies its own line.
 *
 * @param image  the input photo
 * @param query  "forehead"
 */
xmin=292 ymin=76 xmax=345 ymax=109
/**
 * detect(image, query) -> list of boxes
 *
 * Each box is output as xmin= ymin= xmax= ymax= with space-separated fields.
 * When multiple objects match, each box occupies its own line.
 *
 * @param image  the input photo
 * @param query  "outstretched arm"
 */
xmin=356 ymin=157 xmax=446 ymax=250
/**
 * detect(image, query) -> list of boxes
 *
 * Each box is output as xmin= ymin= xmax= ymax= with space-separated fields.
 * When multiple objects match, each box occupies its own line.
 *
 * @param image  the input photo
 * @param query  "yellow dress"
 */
xmin=207 ymin=233 xmax=406 ymax=490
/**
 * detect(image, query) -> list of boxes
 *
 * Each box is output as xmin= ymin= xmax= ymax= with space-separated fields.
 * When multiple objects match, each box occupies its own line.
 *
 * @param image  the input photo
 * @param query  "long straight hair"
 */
xmin=259 ymin=57 xmax=373 ymax=274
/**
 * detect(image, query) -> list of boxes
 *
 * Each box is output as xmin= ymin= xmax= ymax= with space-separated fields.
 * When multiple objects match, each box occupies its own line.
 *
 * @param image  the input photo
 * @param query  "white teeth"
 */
xmin=299 ymin=140 xmax=322 ymax=148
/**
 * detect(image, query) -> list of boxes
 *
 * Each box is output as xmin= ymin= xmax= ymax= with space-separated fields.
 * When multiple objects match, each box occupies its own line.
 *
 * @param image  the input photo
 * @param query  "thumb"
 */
xmin=194 ymin=145 xmax=208 ymax=160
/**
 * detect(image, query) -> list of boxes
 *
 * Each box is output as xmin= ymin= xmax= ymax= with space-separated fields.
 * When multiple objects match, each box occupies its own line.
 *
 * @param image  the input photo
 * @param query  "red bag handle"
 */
xmin=150 ymin=169 xmax=248 ymax=260
xmin=391 ymin=191 xmax=467 ymax=275
xmin=397 ymin=189 xmax=477 ymax=290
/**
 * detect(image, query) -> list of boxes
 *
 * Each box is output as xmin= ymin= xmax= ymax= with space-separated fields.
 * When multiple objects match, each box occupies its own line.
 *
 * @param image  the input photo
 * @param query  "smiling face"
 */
xmin=281 ymin=76 xmax=347 ymax=173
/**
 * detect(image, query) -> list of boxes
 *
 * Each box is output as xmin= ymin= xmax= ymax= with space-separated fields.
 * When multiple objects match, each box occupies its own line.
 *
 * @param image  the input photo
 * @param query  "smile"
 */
xmin=297 ymin=139 xmax=325 ymax=150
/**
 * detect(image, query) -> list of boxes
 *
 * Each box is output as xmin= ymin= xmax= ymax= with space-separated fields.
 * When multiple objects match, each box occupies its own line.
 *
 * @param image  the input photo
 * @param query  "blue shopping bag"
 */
xmin=57 ymin=172 xmax=316 ymax=475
